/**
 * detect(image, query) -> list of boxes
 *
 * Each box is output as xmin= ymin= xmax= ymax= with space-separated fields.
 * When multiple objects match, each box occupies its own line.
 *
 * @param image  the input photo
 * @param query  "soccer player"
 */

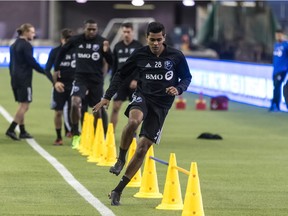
xmin=93 ymin=21 xmax=192 ymax=205
xmin=269 ymin=29 xmax=288 ymax=112
xmin=5 ymin=23 xmax=54 ymax=141
xmin=54 ymin=19 xmax=113 ymax=149
xmin=45 ymin=28 xmax=75 ymax=145
xmin=110 ymin=22 xmax=142 ymax=130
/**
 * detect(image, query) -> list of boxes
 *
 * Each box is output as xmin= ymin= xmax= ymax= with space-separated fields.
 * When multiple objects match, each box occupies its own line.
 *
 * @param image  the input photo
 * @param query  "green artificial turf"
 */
xmin=1 ymin=68 xmax=288 ymax=216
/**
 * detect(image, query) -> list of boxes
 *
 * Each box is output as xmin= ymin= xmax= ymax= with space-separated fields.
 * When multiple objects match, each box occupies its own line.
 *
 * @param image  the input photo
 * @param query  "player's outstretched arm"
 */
xmin=92 ymin=98 xmax=110 ymax=113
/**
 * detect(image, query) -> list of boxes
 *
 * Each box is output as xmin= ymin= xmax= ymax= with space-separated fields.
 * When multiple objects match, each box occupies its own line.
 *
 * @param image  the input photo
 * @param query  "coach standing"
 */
xmin=269 ymin=29 xmax=288 ymax=112
xmin=5 ymin=23 xmax=54 ymax=141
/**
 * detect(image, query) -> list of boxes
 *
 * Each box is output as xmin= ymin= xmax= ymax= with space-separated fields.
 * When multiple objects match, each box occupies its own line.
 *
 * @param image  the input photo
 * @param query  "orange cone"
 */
xmin=156 ymin=153 xmax=183 ymax=210
xmin=182 ymin=162 xmax=204 ymax=216
xmin=134 ymin=145 xmax=162 ymax=198
xmin=97 ymin=123 xmax=117 ymax=166
xmin=127 ymin=137 xmax=141 ymax=187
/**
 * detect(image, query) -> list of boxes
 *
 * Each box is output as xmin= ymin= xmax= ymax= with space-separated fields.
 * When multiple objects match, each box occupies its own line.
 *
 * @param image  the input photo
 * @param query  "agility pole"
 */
xmin=149 ymin=156 xmax=190 ymax=175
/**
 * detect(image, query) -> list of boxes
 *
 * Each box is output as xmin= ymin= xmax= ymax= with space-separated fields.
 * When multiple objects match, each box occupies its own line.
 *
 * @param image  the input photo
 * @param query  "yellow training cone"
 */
xmin=156 ymin=153 xmax=183 ymax=210
xmin=77 ymin=112 xmax=89 ymax=152
xmin=79 ymin=113 xmax=94 ymax=154
xmin=182 ymin=162 xmax=204 ymax=216
xmin=134 ymin=145 xmax=162 ymax=198
xmin=127 ymin=137 xmax=142 ymax=187
xmin=87 ymin=118 xmax=105 ymax=163
xmin=97 ymin=123 xmax=117 ymax=166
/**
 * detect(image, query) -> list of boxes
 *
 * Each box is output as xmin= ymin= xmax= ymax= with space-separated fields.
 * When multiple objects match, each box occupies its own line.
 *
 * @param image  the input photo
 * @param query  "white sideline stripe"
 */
xmin=0 ymin=105 xmax=115 ymax=216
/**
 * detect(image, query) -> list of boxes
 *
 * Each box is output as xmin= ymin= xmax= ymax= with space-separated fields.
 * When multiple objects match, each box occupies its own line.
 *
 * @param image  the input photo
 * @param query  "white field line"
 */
xmin=0 ymin=105 xmax=115 ymax=216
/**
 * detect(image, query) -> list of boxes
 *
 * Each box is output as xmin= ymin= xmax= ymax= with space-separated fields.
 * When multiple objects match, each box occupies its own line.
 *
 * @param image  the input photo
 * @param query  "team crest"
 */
xmin=92 ymin=44 xmax=100 ymax=51
xmin=164 ymin=60 xmax=173 ymax=70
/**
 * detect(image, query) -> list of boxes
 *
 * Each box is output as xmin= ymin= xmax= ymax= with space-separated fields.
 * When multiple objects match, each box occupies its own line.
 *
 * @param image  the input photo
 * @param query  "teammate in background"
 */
xmin=45 ymin=28 xmax=75 ymax=145
xmin=269 ymin=29 xmax=288 ymax=112
xmin=5 ymin=23 xmax=54 ymax=140
xmin=110 ymin=22 xmax=142 ymax=130
xmin=93 ymin=22 xmax=192 ymax=206
xmin=54 ymin=19 xmax=113 ymax=149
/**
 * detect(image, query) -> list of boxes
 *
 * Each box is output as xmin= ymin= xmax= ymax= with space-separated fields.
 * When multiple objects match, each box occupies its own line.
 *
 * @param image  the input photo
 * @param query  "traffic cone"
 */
xmin=182 ymin=162 xmax=204 ymax=216
xmin=87 ymin=118 xmax=105 ymax=163
xmin=127 ymin=137 xmax=141 ymax=187
xmin=79 ymin=113 xmax=93 ymax=155
xmin=97 ymin=123 xmax=117 ymax=166
xmin=156 ymin=153 xmax=183 ymax=210
xmin=78 ymin=112 xmax=89 ymax=153
xmin=134 ymin=145 xmax=162 ymax=198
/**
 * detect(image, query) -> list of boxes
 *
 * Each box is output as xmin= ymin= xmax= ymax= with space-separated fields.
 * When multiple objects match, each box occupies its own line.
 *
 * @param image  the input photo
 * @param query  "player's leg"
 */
xmin=54 ymin=110 xmax=63 ymax=145
xmin=109 ymin=102 xmax=168 ymax=206
xmin=109 ymin=108 xmax=144 ymax=176
xmin=109 ymin=136 xmax=152 ymax=206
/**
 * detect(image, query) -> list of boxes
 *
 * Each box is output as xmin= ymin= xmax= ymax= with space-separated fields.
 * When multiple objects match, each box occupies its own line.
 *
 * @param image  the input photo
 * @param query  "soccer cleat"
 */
xmin=19 ymin=132 xmax=33 ymax=139
xmin=71 ymin=135 xmax=81 ymax=149
xmin=65 ymin=132 xmax=73 ymax=138
xmin=5 ymin=130 xmax=20 ymax=141
xmin=108 ymin=190 xmax=122 ymax=206
xmin=109 ymin=158 xmax=125 ymax=176
xmin=53 ymin=138 xmax=63 ymax=146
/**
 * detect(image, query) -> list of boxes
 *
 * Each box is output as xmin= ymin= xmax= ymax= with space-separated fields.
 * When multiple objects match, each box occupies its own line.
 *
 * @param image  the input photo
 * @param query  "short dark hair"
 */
xmin=61 ymin=28 xmax=73 ymax=40
xmin=146 ymin=22 xmax=165 ymax=36
xmin=121 ymin=22 xmax=133 ymax=29
xmin=276 ymin=29 xmax=283 ymax=33
xmin=84 ymin=19 xmax=96 ymax=25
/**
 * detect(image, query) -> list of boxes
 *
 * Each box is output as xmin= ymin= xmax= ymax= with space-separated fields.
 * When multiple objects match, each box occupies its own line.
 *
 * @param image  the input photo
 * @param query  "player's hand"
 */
xmin=129 ymin=80 xmax=137 ymax=89
xmin=54 ymin=81 xmax=65 ymax=93
xmin=166 ymin=86 xmax=179 ymax=96
xmin=103 ymin=40 xmax=110 ymax=52
xmin=92 ymin=98 xmax=110 ymax=114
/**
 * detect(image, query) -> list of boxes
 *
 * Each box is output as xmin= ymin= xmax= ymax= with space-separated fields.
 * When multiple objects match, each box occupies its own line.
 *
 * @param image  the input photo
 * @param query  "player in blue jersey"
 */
xmin=93 ymin=21 xmax=192 ymax=206
xmin=269 ymin=29 xmax=288 ymax=112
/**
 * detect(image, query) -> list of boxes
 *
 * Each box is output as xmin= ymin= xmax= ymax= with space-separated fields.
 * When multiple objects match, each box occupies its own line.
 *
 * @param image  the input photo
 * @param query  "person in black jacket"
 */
xmin=5 ymin=23 xmax=54 ymax=141
xmin=54 ymin=19 xmax=113 ymax=149
xmin=45 ymin=28 xmax=75 ymax=145
xmin=110 ymin=22 xmax=142 ymax=131
xmin=93 ymin=21 xmax=192 ymax=206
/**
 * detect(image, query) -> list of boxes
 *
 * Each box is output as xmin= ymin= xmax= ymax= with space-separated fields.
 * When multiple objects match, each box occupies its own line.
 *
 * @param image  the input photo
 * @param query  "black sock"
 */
xmin=72 ymin=124 xmax=79 ymax=136
xmin=113 ymin=175 xmax=130 ymax=193
xmin=119 ymin=147 xmax=128 ymax=162
xmin=19 ymin=124 xmax=26 ymax=134
xmin=7 ymin=121 xmax=17 ymax=132
xmin=56 ymin=128 xmax=62 ymax=139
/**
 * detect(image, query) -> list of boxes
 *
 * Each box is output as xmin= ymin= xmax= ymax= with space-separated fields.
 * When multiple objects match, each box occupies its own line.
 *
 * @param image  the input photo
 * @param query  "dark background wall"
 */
xmin=0 ymin=1 xmax=197 ymax=39
xmin=0 ymin=1 xmax=49 ymax=39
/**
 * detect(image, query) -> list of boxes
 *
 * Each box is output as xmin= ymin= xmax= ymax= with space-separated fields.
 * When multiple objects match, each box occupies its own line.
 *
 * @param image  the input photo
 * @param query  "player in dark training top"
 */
xmin=93 ymin=21 xmax=192 ymax=206
xmin=54 ymin=19 xmax=113 ymax=149
xmin=45 ymin=28 xmax=75 ymax=145
xmin=110 ymin=22 xmax=142 ymax=130
xmin=6 ymin=23 xmax=54 ymax=141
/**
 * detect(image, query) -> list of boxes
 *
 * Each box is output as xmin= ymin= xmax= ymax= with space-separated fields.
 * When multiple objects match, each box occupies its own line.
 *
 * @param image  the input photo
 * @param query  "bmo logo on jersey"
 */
xmin=77 ymin=52 xmax=100 ymax=61
xmin=146 ymin=71 xmax=174 ymax=81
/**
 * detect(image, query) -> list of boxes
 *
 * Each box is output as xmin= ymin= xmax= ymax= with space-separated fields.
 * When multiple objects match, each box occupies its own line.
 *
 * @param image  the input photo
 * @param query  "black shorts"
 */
xmin=12 ymin=85 xmax=32 ymax=103
xmin=124 ymin=92 xmax=169 ymax=144
xmin=71 ymin=73 xmax=104 ymax=107
xmin=113 ymin=84 xmax=134 ymax=102
xmin=51 ymin=86 xmax=72 ymax=111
